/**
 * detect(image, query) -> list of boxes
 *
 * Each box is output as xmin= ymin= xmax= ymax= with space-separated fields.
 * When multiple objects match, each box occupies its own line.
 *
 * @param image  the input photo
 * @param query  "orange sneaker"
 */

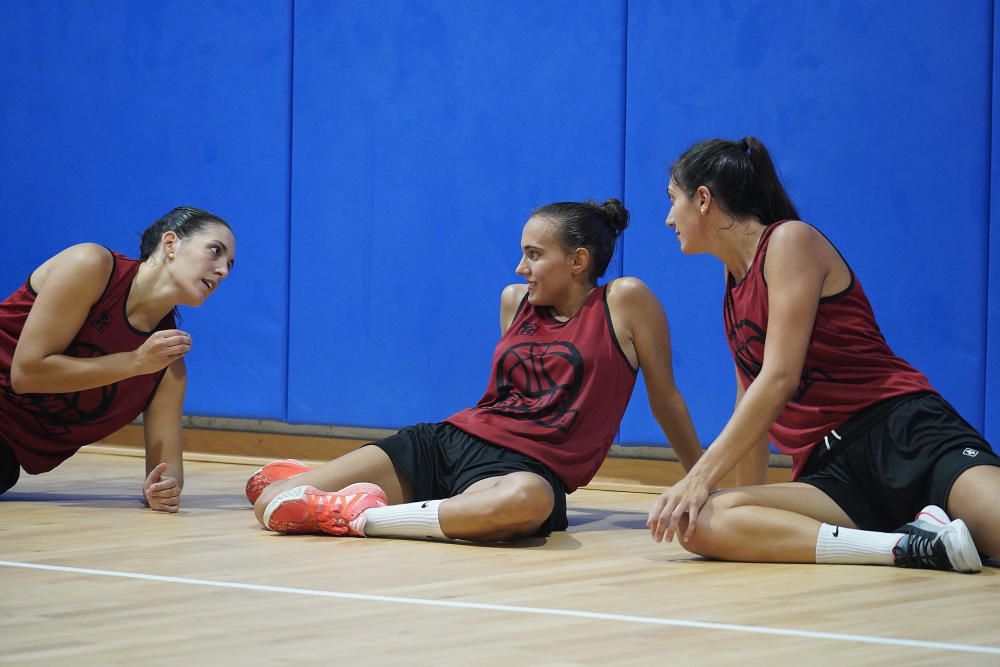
xmin=245 ymin=459 xmax=312 ymax=504
xmin=263 ymin=483 xmax=388 ymax=536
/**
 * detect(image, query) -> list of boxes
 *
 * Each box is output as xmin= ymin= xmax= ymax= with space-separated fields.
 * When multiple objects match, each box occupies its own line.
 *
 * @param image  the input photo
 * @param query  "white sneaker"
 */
xmin=893 ymin=505 xmax=982 ymax=573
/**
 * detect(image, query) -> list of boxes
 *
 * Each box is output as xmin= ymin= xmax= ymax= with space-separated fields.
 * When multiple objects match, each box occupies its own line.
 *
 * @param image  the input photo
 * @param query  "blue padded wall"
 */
xmin=1 ymin=1 xmax=996 ymax=449
xmin=287 ymin=0 xmax=625 ymax=427
xmin=0 ymin=1 xmax=292 ymax=419
xmin=988 ymin=0 xmax=1000 ymax=443
xmin=619 ymin=0 xmax=993 ymax=447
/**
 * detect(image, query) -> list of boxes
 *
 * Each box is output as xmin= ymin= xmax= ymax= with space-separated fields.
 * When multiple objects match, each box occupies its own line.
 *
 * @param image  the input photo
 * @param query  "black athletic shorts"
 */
xmin=799 ymin=392 xmax=1000 ymax=531
xmin=0 ymin=438 xmax=21 ymax=495
xmin=370 ymin=422 xmax=568 ymax=536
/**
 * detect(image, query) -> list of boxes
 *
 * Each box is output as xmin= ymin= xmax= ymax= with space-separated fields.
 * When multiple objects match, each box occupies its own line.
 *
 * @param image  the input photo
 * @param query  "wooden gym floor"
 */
xmin=1 ymin=451 xmax=999 ymax=665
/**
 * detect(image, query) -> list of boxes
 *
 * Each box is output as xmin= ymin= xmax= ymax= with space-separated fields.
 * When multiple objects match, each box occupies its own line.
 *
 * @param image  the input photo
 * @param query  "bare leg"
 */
xmin=678 ymin=483 xmax=855 ymax=563
xmin=946 ymin=465 xmax=1000 ymax=558
xmin=253 ymin=445 xmax=408 ymax=526
xmin=438 ymin=471 xmax=555 ymax=542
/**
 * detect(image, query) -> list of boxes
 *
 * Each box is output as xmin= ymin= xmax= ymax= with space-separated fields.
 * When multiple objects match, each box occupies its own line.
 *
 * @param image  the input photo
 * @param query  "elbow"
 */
xmin=757 ymin=369 xmax=800 ymax=405
xmin=770 ymin=376 xmax=800 ymax=404
xmin=9 ymin=363 xmax=30 ymax=394
xmin=10 ymin=357 xmax=47 ymax=394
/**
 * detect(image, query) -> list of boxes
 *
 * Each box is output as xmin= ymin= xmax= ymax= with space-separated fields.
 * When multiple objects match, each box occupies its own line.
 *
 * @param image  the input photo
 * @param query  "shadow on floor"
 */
xmin=1 ymin=490 xmax=141 ymax=508
xmin=567 ymin=506 xmax=649 ymax=532
xmin=1 ymin=490 xmax=251 ymax=511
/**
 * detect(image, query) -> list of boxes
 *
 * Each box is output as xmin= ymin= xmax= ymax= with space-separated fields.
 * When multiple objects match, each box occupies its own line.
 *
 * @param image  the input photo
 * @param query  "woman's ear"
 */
xmin=161 ymin=230 xmax=179 ymax=260
xmin=696 ymin=185 xmax=712 ymax=214
xmin=570 ymin=247 xmax=591 ymax=277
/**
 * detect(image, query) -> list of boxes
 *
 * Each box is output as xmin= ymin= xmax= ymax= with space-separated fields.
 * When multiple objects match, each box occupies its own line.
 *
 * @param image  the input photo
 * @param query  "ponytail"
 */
xmin=671 ymin=137 xmax=799 ymax=225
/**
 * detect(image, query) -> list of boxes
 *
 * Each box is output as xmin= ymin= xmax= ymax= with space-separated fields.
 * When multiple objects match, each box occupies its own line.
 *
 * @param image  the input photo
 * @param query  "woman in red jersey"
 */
xmin=648 ymin=137 xmax=1000 ymax=573
xmin=249 ymin=199 xmax=702 ymax=542
xmin=0 ymin=207 xmax=235 ymax=512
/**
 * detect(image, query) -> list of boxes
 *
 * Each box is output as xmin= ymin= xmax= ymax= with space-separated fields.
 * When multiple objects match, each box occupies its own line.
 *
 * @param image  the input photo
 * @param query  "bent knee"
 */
xmin=492 ymin=476 xmax=554 ymax=528
xmin=677 ymin=525 xmax=721 ymax=558
xmin=705 ymin=489 xmax=760 ymax=512
xmin=675 ymin=495 xmax=745 ymax=559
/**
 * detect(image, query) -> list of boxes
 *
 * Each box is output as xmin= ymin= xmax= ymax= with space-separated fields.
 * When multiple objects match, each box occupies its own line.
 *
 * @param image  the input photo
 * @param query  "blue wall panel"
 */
xmin=287 ymin=0 xmax=625 ymax=427
xmin=987 ymin=0 xmax=1000 ymax=444
xmin=620 ymin=0 xmax=992 ymax=448
xmin=0 ymin=1 xmax=292 ymax=419
xmin=1 ymin=1 xmax=996 ymax=446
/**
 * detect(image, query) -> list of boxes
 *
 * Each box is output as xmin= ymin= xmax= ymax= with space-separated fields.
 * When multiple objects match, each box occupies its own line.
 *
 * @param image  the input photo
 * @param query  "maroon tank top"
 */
xmin=0 ymin=250 xmax=174 ymax=473
xmin=724 ymin=221 xmax=935 ymax=478
xmin=446 ymin=284 xmax=638 ymax=491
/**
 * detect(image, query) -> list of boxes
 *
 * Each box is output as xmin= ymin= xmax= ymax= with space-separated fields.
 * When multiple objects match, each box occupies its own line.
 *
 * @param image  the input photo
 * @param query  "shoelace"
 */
xmin=893 ymin=532 xmax=946 ymax=569
xmin=314 ymin=492 xmax=352 ymax=528
xmin=315 ymin=491 xmax=381 ymax=526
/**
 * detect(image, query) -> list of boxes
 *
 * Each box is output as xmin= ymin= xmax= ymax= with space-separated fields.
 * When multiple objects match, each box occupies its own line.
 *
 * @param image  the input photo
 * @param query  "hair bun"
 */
xmin=598 ymin=198 xmax=629 ymax=235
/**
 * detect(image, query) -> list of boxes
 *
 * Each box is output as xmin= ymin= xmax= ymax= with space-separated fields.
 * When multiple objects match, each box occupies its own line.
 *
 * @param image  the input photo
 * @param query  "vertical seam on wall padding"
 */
xmin=284 ymin=0 xmax=296 ymax=422
xmin=985 ymin=0 xmax=995 ymax=429
xmin=616 ymin=0 xmax=629 ymax=447
xmin=620 ymin=0 xmax=629 ymax=282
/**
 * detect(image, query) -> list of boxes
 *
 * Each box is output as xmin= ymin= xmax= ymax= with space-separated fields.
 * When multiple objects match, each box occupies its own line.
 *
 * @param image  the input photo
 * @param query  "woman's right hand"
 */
xmin=143 ymin=462 xmax=182 ymax=513
xmin=132 ymin=330 xmax=191 ymax=375
xmin=647 ymin=473 xmax=713 ymax=543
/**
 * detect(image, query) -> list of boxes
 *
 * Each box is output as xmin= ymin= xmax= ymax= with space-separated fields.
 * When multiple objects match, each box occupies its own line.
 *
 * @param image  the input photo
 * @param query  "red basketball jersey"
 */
xmin=446 ymin=285 xmax=637 ymax=491
xmin=0 ymin=250 xmax=174 ymax=473
xmin=724 ymin=221 xmax=934 ymax=477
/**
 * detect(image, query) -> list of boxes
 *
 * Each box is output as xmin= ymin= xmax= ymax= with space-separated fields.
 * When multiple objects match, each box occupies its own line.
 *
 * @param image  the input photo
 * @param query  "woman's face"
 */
xmin=515 ymin=215 xmax=575 ymax=306
xmin=166 ymin=223 xmax=236 ymax=306
xmin=665 ymin=179 xmax=705 ymax=254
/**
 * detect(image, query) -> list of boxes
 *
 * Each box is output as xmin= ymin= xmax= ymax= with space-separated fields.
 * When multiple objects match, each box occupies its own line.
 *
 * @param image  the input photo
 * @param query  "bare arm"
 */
xmin=650 ymin=223 xmax=830 ymax=542
xmin=606 ymin=278 xmax=702 ymax=471
xmin=729 ymin=364 xmax=771 ymax=486
xmin=141 ymin=358 xmax=186 ymax=512
xmin=10 ymin=244 xmax=191 ymax=394
xmin=499 ymin=284 xmax=528 ymax=333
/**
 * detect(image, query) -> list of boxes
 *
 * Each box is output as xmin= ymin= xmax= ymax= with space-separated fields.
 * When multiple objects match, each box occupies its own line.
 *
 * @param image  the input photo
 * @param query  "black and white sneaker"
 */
xmin=892 ymin=505 xmax=982 ymax=573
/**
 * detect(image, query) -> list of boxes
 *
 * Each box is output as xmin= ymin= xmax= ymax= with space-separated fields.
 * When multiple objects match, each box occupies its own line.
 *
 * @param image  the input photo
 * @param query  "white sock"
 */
xmin=358 ymin=499 xmax=448 ymax=540
xmin=815 ymin=523 xmax=902 ymax=565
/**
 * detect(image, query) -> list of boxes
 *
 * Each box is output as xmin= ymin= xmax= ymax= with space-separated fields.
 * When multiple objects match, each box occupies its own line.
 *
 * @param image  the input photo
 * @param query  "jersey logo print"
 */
xmin=485 ymin=341 xmax=583 ymax=433
xmin=728 ymin=319 xmax=765 ymax=380
xmin=91 ymin=310 xmax=112 ymax=333
xmin=793 ymin=368 xmax=834 ymax=403
xmin=728 ymin=318 xmax=830 ymax=402
xmin=0 ymin=341 xmax=117 ymax=435
xmin=515 ymin=321 xmax=539 ymax=336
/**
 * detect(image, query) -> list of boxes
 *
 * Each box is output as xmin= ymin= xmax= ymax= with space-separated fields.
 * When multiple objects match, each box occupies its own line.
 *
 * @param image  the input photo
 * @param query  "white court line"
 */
xmin=2 ymin=559 xmax=998 ymax=657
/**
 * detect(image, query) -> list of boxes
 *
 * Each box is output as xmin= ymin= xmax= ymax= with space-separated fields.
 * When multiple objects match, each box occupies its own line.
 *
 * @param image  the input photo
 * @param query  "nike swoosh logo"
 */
xmin=833 ymin=526 xmax=839 ymax=537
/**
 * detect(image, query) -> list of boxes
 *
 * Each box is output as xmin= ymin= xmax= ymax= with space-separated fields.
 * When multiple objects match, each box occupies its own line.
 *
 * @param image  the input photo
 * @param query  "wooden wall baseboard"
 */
xmin=87 ymin=424 xmax=792 ymax=494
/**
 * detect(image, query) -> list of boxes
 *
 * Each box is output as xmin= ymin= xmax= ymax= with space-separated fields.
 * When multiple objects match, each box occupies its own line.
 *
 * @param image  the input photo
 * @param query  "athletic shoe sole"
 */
xmin=939 ymin=519 xmax=982 ymax=574
xmin=245 ymin=459 xmax=311 ymax=505
xmin=906 ymin=505 xmax=981 ymax=573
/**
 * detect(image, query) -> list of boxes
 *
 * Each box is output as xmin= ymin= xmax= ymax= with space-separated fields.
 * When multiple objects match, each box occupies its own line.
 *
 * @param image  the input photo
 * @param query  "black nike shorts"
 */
xmin=0 ymin=438 xmax=21 ymax=495
xmin=369 ymin=422 xmax=568 ymax=536
xmin=798 ymin=392 xmax=1000 ymax=531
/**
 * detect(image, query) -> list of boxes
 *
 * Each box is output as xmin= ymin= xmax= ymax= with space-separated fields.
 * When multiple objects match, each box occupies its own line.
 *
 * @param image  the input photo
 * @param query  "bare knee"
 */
xmin=498 ymin=476 xmax=553 ymax=528
xmin=476 ymin=475 xmax=554 ymax=539
xmin=677 ymin=491 xmax=752 ymax=559
xmin=947 ymin=465 xmax=1000 ymax=558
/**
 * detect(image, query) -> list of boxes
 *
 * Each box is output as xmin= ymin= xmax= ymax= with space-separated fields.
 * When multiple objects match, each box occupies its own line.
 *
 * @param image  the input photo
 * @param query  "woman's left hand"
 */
xmin=647 ymin=473 xmax=712 ymax=543
xmin=143 ymin=462 xmax=181 ymax=513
